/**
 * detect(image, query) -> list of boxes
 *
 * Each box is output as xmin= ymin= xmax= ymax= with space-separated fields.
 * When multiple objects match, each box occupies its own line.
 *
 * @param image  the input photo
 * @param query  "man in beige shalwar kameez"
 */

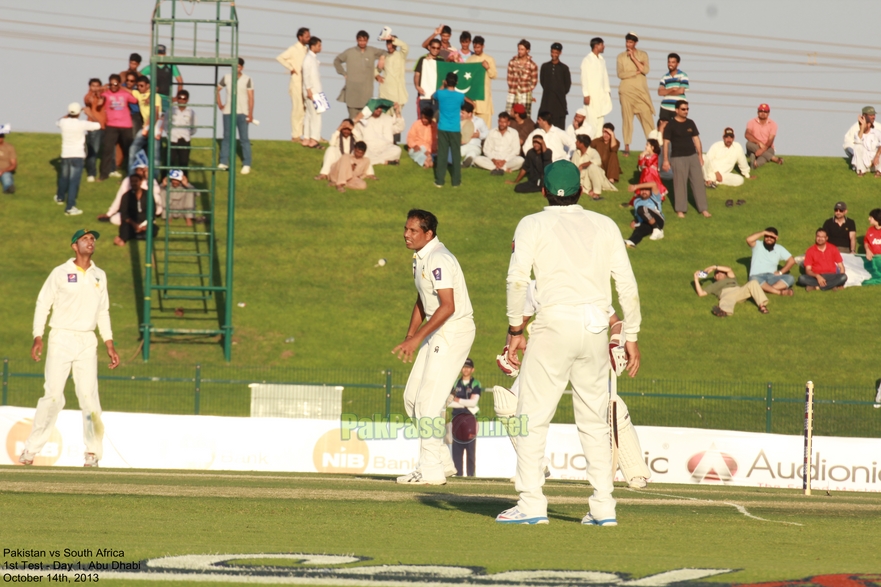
xmin=328 ymin=140 xmax=375 ymax=192
xmin=616 ymin=32 xmax=655 ymax=155
xmin=376 ymin=35 xmax=409 ymax=140
xmin=276 ymin=27 xmax=310 ymax=142
xmin=466 ymin=36 xmax=497 ymax=127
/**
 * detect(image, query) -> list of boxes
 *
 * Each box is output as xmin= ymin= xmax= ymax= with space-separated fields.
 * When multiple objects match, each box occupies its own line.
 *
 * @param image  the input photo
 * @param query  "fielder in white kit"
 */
xmin=19 ymin=229 xmax=120 ymax=467
xmin=393 ymin=209 xmax=476 ymax=485
xmin=497 ymin=160 xmax=641 ymax=525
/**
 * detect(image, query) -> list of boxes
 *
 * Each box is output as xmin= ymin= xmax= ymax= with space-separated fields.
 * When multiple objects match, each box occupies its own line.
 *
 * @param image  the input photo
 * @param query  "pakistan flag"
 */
xmin=434 ymin=62 xmax=485 ymax=101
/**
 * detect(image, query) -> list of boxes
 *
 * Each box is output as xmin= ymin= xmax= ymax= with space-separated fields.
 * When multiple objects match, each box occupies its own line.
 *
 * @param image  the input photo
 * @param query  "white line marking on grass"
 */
xmin=629 ymin=488 xmax=803 ymax=526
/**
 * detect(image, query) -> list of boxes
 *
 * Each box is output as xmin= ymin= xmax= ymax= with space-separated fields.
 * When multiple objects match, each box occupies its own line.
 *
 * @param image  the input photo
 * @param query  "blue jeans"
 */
xmin=751 ymin=272 xmax=795 ymax=288
xmin=57 ymin=158 xmax=85 ymax=210
xmin=85 ymin=129 xmax=103 ymax=178
xmin=129 ymin=132 xmax=160 ymax=176
xmin=220 ymin=114 xmax=252 ymax=166
xmin=0 ymin=171 xmax=13 ymax=192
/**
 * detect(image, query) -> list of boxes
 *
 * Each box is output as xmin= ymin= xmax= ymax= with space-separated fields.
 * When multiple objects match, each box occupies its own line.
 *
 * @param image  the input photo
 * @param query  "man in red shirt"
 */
xmin=745 ymin=103 xmax=783 ymax=168
xmin=797 ymin=229 xmax=847 ymax=291
xmin=99 ymin=74 xmax=138 ymax=181
xmin=863 ymin=208 xmax=881 ymax=286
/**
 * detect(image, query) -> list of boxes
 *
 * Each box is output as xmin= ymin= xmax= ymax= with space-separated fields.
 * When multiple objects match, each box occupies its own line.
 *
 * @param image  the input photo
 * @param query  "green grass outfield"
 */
xmin=1 ymin=467 xmax=879 ymax=586
xmin=2 ymin=133 xmax=879 ymax=392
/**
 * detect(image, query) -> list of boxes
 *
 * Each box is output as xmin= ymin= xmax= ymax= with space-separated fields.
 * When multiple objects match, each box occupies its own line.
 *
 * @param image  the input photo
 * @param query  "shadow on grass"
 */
xmin=415 ymin=493 xmax=514 ymax=519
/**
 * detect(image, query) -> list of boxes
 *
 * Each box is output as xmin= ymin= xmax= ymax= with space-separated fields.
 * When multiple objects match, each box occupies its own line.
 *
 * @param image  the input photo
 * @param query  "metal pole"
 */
xmin=385 ymin=369 xmax=392 ymax=420
xmin=222 ymin=20 xmax=238 ymax=361
xmin=2 ymin=358 xmax=8 ymax=406
xmin=194 ymin=363 xmax=202 ymax=415
xmin=765 ymin=382 xmax=772 ymax=433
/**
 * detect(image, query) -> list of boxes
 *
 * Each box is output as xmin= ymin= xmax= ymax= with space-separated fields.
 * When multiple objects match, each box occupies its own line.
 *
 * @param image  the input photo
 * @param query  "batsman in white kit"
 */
xmin=19 ymin=229 xmax=120 ymax=467
xmin=393 ymin=209 xmax=475 ymax=485
xmin=497 ymin=160 xmax=642 ymax=526
xmin=494 ymin=281 xmax=650 ymax=489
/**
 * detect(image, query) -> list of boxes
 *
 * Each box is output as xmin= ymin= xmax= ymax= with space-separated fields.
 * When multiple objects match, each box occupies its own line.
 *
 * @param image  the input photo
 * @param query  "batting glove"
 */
xmin=496 ymin=346 xmax=519 ymax=378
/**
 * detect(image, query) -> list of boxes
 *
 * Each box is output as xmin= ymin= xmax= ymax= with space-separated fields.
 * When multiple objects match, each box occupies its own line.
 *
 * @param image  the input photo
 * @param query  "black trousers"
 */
xmin=514 ymin=178 xmax=543 ymax=193
xmin=101 ymin=126 xmax=133 ymax=179
xmin=452 ymin=440 xmax=476 ymax=477
xmin=628 ymin=208 xmax=664 ymax=244
xmin=170 ymin=138 xmax=191 ymax=169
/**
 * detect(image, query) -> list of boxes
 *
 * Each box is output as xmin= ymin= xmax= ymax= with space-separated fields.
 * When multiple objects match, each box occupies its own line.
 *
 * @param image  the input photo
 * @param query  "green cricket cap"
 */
xmin=71 ymin=229 xmax=100 ymax=244
xmin=543 ymin=160 xmax=581 ymax=197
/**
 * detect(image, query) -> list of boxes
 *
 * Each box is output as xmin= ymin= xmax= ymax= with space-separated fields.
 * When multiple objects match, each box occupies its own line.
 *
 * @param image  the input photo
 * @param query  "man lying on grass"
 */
xmin=693 ymin=265 xmax=769 ymax=317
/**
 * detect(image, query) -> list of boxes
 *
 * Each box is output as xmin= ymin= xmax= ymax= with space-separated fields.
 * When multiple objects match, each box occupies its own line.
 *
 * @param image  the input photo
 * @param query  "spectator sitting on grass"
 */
xmin=97 ymin=152 xmax=162 ymax=225
xmin=863 ymin=208 xmax=881 ymax=286
xmin=797 ymin=229 xmax=847 ymax=291
xmin=624 ymin=180 xmax=664 ymax=247
xmin=162 ymin=169 xmax=196 ymax=227
xmin=115 ymin=173 xmax=160 ymax=247
xmin=472 ymin=112 xmax=523 ymax=176
xmin=406 ymin=108 xmax=437 ymax=169
xmin=506 ymin=135 xmax=551 ymax=193
xmin=316 ymin=119 xmax=357 ymax=180
xmin=327 ymin=141 xmax=376 ymax=193
xmin=354 ymin=101 xmax=404 ymax=165
xmin=746 ymin=228 xmax=795 ymax=296
xmin=821 ymin=201 xmax=857 ymax=255
xmin=694 ymin=265 xmax=769 ymax=317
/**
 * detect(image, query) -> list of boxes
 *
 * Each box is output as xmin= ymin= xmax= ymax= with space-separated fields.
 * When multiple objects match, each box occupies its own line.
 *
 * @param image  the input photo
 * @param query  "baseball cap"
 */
xmin=132 ymin=150 xmax=150 ymax=169
xmin=723 ymin=127 xmax=735 ymax=137
xmin=862 ymin=106 xmax=876 ymax=115
xmin=68 ymin=103 xmax=82 ymax=116
xmin=463 ymin=358 xmax=474 ymax=368
xmin=157 ymin=44 xmax=167 ymax=54
xmin=71 ymin=229 xmax=100 ymax=244
xmin=378 ymin=26 xmax=393 ymax=41
xmin=834 ymin=201 xmax=847 ymax=211
xmin=543 ymin=160 xmax=581 ymax=198
xmin=168 ymin=169 xmax=184 ymax=181
xmin=0 ymin=123 xmax=10 ymax=135
xmin=511 ymin=103 xmax=526 ymax=115
xmin=757 ymin=103 xmax=770 ymax=112
xmin=551 ymin=42 xmax=563 ymax=51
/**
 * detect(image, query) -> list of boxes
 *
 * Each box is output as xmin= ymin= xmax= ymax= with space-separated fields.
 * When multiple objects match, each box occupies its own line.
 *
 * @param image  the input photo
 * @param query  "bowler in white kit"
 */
xmin=19 ymin=229 xmax=120 ymax=467
xmin=498 ymin=160 xmax=642 ymax=525
xmin=393 ymin=209 xmax=475 ymax=485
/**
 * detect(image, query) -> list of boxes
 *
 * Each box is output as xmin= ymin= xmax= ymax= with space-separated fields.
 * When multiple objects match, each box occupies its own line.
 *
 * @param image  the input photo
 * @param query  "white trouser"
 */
xmin=515 ymin=305 xmax=614 ymax=519
xmin=702 ymin=159 xmax=745 ymax=186
xmin=320 ymin=147 xmax=343 ymax=176
xmin=303 ymin=97 xmax=322 ymax=141
xmin=584 ymin=108 xmax=605 ymax=140
xmin=461 ymin=143 xmax=482 ymax=161
xmin=368 ymin=143 xmax=402 ymax=164
xmin=403 ymin=325 xmax=475 ymax=482
xmin=25 ymin=329 xmax=104 ymax=459
xmin=580 ymin=163 xmax=610 ymax=194
xmin=473 ymin=155 xmax=524 ymax=172
xmin=290 ymin=75 xmax=305 ymax=139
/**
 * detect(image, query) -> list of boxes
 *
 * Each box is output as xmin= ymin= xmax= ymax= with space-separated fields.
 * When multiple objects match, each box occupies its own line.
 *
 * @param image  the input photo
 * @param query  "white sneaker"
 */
xmin=54 ymin=195 xmax=65 ymax=205
xmin=241 ymin=165 xmax=251 ymax=175
xmin=496 ymin=506 xmax=549 ymax=525
xmin=624 ymin=239 xmax=636 ymax=248
xmin=218 ymin=163 xmax=229 ymax=170
xmin=582 ymin=513 xmax=618 ymax=526
xmin=87 ymin=176 xmax=95 ymax=183
xmin=19 ymin=450 xmax=36 ymax=465
xmin=396 ymin=470 xmax=445 ymax=485
xmin=109 ymin=171 xmax=122 ymax=178
xmin=649 ymin=228 xmax=664 ymax=240
xmin=65 ymin=207 xmax=84 ymax=216
xmin=84 ymin=453 xmax=99 ymax=467
xmin=628 ymin=476 xmax=647 ymax=489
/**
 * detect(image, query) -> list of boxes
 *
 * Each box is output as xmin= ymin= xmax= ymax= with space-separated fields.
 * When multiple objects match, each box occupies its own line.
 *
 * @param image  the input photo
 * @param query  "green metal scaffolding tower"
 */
xmin=143 ymin=0 xmax=239 ymax=360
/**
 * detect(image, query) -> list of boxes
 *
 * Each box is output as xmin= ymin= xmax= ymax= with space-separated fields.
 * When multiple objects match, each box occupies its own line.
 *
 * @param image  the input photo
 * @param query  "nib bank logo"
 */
xmin=6 ymin=419 xmax=63 ymax=466
xmin=687 ymin=444 xmax=738 ymax=483
xmin=312 ymin=429 xmax=369 ymax=474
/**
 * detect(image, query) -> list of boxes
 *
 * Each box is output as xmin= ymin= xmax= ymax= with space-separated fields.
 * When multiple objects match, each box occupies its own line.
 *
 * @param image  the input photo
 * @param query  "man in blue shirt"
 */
xmin=746 ymin=227 xmax=796 ymax=296
xmin=432 ymin=72 xmax=472 ymax=187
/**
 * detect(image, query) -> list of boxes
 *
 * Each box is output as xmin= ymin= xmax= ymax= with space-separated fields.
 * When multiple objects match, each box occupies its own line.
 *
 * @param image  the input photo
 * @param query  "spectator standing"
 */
xmin=123 ymin=72 xmax=142 ymax=141
xmin=616 ymin=32 xmax=655 ymax=156
xmin=217 ymin=58 xmax=254 ymax=175
xmin=56 ymin=103 xmax=100 ymax=216
xmin=83 ymin=78 xmax=106 ymax=183
xmin=99 ymin=75 xmax=137 ymax=181
xmin=466 ymin=36 xmax=497 ymax=127
xmin=406 ymin=108 xmax=437 ymax=169
xmin=0 ymin=126 xmax=18 ymax=194
xmin=798 ymin=229 xmax=847 ymax=291
xmin=302 ymin=37 xmax=324 ymax=149
xmin=334 ymin=30 xmax=385 ymax=119
xmin=591 ymin=123 xmax=621 ymax=183
xmin=657 ymin=53 xmax=689 ymax=121
xmin=129 ymin=75 xmax=163 ymax=175
xmin=862 ymin=209 xmax=881 ymax=285
xmin=164 ymin=169 xmax=196 ymax=226
xmin=506 ymin=40 xmax=538 ymax=118
xmin=580 ymin=37 xmax=612 ymax=134
xmin=421 ymin=24 xmax=454 ymax=56
xmin=119 ymin=53 xmax=141 ymax=85
xmin=448 ymin=358 xmax=481 ymax=477
xmin=662 ymin=100 xmax=710 ymax=218
xmin=458 ymin=31 xmax=472 ymax=61
xmin=376 ymin=32 xmax=409 ymax=142
xmin=745 ymin=103 xmax=783 ymax=167
xmin=169 ymin=89 xmax=196 ymax=170
xmin=473 ymin=112 xmax=523 ymax=175
xmin=821 ymin=202 xmax=857 ymax=254
xmin=538 ymin=43 xmax=571 ymax=129
xmin=275 ymin=27 xmax=311 ymax=142
xmin=413 ymin=40 xmax=441 ymax=115
xmin=140 ymin=45 xmax=184 ymax=112
xmin=433 ymin=73 xmax=467 ymax=188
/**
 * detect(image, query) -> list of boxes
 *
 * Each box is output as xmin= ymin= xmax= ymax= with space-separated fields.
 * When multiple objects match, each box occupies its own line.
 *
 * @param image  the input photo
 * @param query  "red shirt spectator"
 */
xmin=804 ymin=241 xmax=842 ymax=274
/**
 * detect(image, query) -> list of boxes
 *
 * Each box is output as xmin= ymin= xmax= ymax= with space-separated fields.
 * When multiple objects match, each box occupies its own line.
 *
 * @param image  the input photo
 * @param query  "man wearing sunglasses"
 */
xmin=662 ymin=99 xmax=709 ymax=218
xmin=99 ymin=74 xmax=138 ymax=181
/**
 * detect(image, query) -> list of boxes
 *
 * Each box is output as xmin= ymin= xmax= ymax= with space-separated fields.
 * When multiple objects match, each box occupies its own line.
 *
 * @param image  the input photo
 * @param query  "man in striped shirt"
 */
xmin=657 ymin=53 xmax=689 ymax=122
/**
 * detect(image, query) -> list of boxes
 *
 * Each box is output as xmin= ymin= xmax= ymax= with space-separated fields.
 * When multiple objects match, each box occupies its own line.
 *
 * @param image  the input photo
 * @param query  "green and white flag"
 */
xmin=420 ymin=60 xmax=485 ymax=101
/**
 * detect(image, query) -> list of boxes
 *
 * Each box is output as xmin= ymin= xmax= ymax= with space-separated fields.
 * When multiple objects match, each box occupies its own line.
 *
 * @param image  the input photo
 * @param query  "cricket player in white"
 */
xmin=393 ymin=209 xmax=475 ymax=485
xmin=19 ymin=229 xmax=120 ymax=467
xmin=497 ymin=160 xmax=641 ymax=525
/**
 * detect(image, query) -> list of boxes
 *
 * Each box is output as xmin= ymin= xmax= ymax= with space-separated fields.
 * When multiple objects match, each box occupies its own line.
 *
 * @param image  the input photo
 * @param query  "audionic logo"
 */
xmin=5 ymin=418 xmax=63 ymax=466
xmin=687 ymin=444 xmax=738 ymax=483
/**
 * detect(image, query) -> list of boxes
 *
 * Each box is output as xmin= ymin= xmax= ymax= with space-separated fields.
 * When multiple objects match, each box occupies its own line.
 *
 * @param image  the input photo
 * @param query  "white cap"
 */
xmin=68 ymin=103 xmax=82 ymax=116
xmin=378 ymin=26 xmax=393 ymax=41
xmin=575 ymin=108 xmax=587 ymax=117
xmin=168 ymin=169 xmax=184 ymax=181
xmin=0 ymin=124 xmax=10 ymax=135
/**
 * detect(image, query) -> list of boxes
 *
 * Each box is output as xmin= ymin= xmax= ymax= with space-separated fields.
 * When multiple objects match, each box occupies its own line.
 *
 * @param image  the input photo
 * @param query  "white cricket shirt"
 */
xmin=412 ymin=237 xmax=474 ymax=332
xmin=33 ymin=259 xmax=113 ymax=341
xmin=506 ymin=205 xmax=641 ymax=340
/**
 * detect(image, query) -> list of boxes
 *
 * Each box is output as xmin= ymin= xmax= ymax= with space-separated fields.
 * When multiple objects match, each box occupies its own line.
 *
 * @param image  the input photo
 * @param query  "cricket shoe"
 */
xmin=444 ymin=463 xmax=458 ymax=477
xmin=65 ymin=207 xmax=84 ymax=216
xmin=628 ymin=476 xmax=647 ymax=489
xmin=396 ymin=470 xmax=445 ymax=485
xmin=19 ymin=450 xmax=36 ymax=465
xmin=496 ymin=507 xmax=549 ymax=525
xmin=84 ymin=453 xmax=99 ymax=467
xmin=649 ymin=228 xmax=664 ymax=240
xmin=582 ymin=513 xmax=618 ymax=526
